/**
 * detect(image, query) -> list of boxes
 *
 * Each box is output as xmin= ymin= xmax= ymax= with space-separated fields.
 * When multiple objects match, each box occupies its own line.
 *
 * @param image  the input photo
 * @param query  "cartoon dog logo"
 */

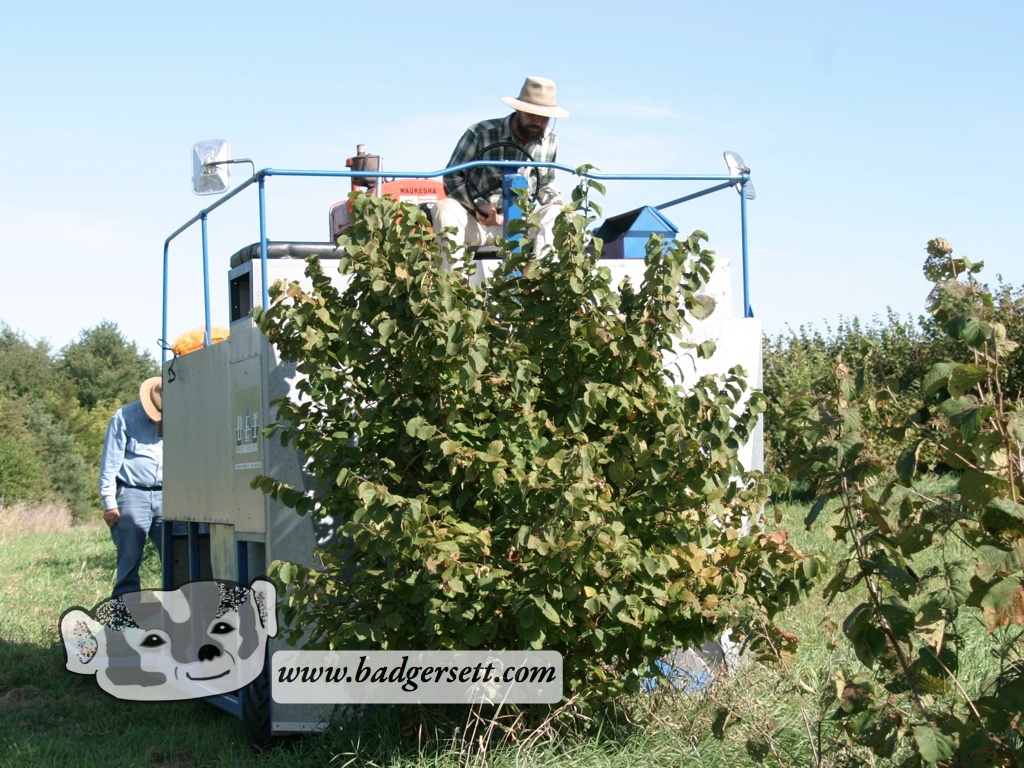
xmin=59 ymin=579 xmax=277 ymax=701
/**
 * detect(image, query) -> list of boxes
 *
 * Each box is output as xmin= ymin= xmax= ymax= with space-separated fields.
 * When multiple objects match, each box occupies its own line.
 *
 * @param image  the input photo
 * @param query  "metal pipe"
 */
xmin=655 ymin=181 xmax=734 ymax=211
xmin=259 ymin=164 xmax=744 ymax=184
xmin=205 ymin=157 xmax=257 ymax=178
xmin=201 ymin=213 xmax=211 ymax=346
xmin=161 ymin=173 xmax=260 ymax=363
xmin=741 ymin=181 xmax=752 ymax=318
xmin=162 ymin=241 xmax=171 ymax=364
xmin=161 ymin=521 xmax=173 ymax=587
xmin=259 ymin=176 xmax=269 ymax=311
xmin=163 ymin=174 xmax=259 ymax=244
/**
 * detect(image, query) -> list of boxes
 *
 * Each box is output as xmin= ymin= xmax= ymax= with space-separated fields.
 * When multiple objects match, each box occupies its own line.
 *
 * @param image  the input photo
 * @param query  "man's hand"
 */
xmin=103 ymin=508 xmax=120 ymax=529
xmin=475 ymin=203 xmax=504 ymax=228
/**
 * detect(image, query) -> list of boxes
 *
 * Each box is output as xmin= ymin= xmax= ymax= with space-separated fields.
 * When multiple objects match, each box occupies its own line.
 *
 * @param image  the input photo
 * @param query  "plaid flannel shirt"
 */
xmin=443 ymin=114 xmax=561 ymax=213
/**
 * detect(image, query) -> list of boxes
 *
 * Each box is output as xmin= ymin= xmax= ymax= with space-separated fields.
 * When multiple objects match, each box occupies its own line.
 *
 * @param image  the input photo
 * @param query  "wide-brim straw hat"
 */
xmin=502 ymin=76 xmax=569 ymax=119
xmin=139 ymin=377 xmax=163 ymax=421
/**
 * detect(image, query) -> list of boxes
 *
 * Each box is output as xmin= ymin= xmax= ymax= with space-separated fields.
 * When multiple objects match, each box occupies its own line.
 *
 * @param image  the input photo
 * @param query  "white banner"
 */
xmin=271 ymin=650 xmax=563 ymax=704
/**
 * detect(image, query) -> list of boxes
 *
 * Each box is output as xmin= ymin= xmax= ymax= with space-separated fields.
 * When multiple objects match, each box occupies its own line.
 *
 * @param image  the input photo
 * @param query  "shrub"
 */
xmin=254 ymin=182 xmax=816 ymax=720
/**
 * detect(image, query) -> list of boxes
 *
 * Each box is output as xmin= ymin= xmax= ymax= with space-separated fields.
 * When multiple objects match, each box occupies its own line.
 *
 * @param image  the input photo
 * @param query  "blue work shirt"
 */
xmin=98 ymin=399 xmax=163 ymax=511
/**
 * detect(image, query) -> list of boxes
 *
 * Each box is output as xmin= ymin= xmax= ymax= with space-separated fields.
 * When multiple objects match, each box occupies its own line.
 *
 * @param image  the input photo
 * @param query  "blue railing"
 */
xmin=162 ymin=161 xmax=753 ymax=363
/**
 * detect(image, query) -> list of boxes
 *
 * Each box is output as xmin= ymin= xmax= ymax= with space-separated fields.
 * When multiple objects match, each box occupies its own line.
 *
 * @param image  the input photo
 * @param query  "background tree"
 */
xmin=0 ymin=324 xmax=67 ymax=402
xmin=763 ymin=276 xmax=1023 ymax=488
xmin=0 ymin=396 xmax=49 ymax=506
xmin=0 ymin=320 xmax=156 ymax=520
xmin=59 ymin=320 xmax=158 ymax=410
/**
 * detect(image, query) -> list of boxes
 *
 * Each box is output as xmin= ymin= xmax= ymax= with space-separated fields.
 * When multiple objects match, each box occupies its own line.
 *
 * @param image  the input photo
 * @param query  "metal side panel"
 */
xmin=208 ymin=523 xmax=237 ymax=581
xmin=230 ymin=330 xmax=268 ymax=534
xmin=254 ymin=329 xmax=338 ymax=737
xmin=260 ymin=334 xmax=323 ymax=572
xmin=164 ymin=339 xmax=234 ymax=525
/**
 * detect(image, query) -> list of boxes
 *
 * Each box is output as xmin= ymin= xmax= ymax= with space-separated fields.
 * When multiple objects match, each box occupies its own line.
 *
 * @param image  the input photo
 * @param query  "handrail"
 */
xmin=162 ymin=175 xmax=261 ymax=356
xmin=162 ymin=163 xmax=753 ymax=363
xmin=260 ymin=161 xmax=746 ymax=184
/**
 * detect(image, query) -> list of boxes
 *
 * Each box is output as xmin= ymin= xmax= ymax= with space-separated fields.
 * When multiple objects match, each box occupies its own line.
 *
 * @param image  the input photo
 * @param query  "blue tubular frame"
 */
xmin=740 ymin=183 xmax=752 ymax=318
xmin=161 ymin=162 xmax=753 ymax=363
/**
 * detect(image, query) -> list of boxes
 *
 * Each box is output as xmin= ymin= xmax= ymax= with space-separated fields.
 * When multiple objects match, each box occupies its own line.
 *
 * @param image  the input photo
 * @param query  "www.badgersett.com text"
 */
xmin=272 ymin=650 xmax=563 ymax=704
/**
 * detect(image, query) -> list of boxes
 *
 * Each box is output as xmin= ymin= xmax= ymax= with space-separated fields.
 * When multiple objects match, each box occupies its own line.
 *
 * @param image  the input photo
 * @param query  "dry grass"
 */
xmin=0 ymin=502 xmax=76 ymax=537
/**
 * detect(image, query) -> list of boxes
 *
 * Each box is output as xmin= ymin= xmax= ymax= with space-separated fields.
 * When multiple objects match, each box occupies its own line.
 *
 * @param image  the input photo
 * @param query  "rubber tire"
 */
xmin=241 ymin=665 xmax=275 ymax=751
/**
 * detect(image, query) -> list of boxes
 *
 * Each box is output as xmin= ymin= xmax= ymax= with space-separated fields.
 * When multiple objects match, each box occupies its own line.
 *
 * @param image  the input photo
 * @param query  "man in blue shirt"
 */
xmin=99 ymin=376 xmax=163 ymax=597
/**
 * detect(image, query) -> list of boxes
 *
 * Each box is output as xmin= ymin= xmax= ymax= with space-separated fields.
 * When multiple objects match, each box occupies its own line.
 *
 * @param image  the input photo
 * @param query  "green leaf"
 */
xmin=804 ymin=493 xmax=831 ymax=529
xmin=843 ymin=603 xmax=888 ymax=668
xmin=947 ymin=363 xmax=988 ymax=398
xmin=697 ymin=339 xmax=716 ymax=359
xmin=979 ymin=575 xmax=1024 ymax=615
xmin=687 ymin=294 xmax=716 ymax=320
xmin=922 ymin=362 xmax=956 ymax=398
xmin=983 ymin=497 xmax=1024 ymax=526
xmin=960 ymin=317 xmax=994 ymax=347
xmin=463 ymin=625 xmax=486 ymax=646
xmin=406 ymin=416 xmax=426 ymax=438
xmin=896 ymin=440 xmax=922 ymax=485
xmin=914 ymin=601 xmax=946 ymax=652
xmin=877 ymin=563 xmax=917 ymax=599
xmin=1007 ymin=410 xmax=1024 ymax=444
xmin=912 ymin=723 xmax=955 ymax=764
xmin=278 ymin=561 xmax=296 ymax=585
xmin=878 ymin=600 xmax=916 ymax=637
xmin=469 ymin=349 xmax=487 ymax=374
xmin=947 ymin=405 xmax=985 ymax=442
xmin=532 ymin=596 xmax=562 ymax=625
xmin=566 ymin=401 xmax=588 ymax=433
xmin=358 ymin=482 xmax=377 ymax=505
xmin=958 ymin=470 xmax=1006 ymax=509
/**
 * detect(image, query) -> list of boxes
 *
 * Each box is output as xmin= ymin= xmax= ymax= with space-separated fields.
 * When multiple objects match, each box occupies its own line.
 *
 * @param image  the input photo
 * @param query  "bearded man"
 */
xmin=435 ymin=76 xmax=569 ymax=255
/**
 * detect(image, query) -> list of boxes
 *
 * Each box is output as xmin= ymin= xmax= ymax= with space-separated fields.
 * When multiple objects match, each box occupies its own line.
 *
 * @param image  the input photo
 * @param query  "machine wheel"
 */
xmin=465 ymin=141 xmax=535 ymax=215
xmin=241 ymin=664 xmax=274 ymax=751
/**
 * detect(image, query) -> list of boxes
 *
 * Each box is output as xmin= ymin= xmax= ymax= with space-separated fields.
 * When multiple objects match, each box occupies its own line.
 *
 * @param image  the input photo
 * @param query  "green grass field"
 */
xmin=0 ymin=490 xmax=988 ymax=768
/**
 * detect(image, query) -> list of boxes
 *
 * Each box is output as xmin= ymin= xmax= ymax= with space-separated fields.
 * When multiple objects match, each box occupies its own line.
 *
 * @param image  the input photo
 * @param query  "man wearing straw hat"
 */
xmin=98 ymin=376 xmax=164 ymax=597
xmin=435 ymin=76 xmax=569 ymax=254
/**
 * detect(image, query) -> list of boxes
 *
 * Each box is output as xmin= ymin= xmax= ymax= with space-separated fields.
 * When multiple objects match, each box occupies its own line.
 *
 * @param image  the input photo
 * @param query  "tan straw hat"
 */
xmin=502 ymin=76 xmax=569 ymax=119
xmin=139 ymin=377 xmax=163 ymax=421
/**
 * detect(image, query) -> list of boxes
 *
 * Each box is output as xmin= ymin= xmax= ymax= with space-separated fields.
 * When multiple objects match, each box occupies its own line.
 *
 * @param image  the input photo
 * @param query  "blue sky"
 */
xmin=2 ymin=1 xmax=1021 ymax=363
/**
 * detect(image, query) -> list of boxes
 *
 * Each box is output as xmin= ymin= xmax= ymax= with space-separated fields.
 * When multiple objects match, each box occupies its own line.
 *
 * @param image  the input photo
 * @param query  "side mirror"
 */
xmin=723 ymin=150 xmax=756 ymax=200
xmin=192 ymin=140 xmax=231 ymax=195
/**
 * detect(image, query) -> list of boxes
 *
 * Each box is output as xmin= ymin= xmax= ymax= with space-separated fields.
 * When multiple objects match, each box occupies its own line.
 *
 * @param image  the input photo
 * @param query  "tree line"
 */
xmin=0 ymin=321 xmax=158 ymax=520
xmin=763 ymin=273 xmax=1023 ymax=489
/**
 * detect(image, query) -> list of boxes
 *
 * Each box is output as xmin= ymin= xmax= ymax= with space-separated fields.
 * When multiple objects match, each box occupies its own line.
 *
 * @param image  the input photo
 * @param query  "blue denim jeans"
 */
xmin=110 ymin=487 xmax=163 ymax=597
